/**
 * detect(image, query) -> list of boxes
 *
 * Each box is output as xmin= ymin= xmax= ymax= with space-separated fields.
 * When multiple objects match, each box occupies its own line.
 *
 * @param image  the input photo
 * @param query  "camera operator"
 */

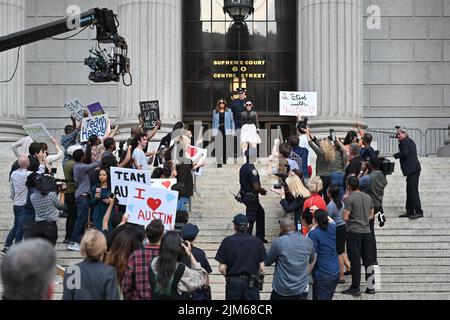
xmin=27 ymin=175 xmax=65 ymax=246
xmin=305 ymin=128 xmax=347 ymax=201
xmin=394 ymin=127 xmax=423 ymax=219
xmin=358 ymin=156 xmax=388 ymax=265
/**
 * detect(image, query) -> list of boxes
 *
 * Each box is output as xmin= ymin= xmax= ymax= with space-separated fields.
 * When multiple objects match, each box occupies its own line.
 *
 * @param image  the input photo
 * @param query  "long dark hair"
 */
xmin=328 ymin=186 xmax=343 ymax=210
xmin=156 ymin=231 xmax=183 ymax=295
xmin=343 ymin=131 xmax=358 ymax=146
xmin=98 ymin=168 xmax=111 ymax=189
xmin=105 ymin=226 xmax=142 ymax=283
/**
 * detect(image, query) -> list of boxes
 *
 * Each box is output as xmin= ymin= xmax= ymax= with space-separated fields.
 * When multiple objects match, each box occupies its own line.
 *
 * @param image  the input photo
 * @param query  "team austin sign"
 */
xmin=110 ymin=167 xmax=152 ymax=205
xmin=279 ymin=91 xmax=318 ymax=117
xmin=126 ymin=183 xmax=178 ymax=231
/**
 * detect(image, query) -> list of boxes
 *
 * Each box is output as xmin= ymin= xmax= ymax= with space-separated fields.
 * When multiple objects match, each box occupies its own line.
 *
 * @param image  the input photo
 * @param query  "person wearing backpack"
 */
xmin=148 ymin=231 xmax=207 ymax=300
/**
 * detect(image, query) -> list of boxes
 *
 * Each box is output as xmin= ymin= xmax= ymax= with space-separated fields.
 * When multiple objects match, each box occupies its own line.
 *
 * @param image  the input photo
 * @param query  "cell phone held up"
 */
xmin=329 ymin=129 xmax=337 ymax=142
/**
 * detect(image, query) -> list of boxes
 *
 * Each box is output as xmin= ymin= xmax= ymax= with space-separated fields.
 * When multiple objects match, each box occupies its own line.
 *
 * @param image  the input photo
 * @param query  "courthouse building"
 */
xmin=1 ymin=0 xmax=450 ymax=154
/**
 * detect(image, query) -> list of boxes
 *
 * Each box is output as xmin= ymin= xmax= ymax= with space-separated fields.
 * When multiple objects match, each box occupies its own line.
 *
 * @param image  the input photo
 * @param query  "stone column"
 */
xmin=0 ymin=0 xmax=26 ymax=142
xmin=117 ymin=0 xmax=182 ymax=144
xmin=298 ymin=0 xmax=364 ymax=137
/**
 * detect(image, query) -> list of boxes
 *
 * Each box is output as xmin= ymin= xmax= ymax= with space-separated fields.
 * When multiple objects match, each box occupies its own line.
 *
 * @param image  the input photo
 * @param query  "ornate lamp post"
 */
xmin=223 ymin=0 xmax=254 ymax=23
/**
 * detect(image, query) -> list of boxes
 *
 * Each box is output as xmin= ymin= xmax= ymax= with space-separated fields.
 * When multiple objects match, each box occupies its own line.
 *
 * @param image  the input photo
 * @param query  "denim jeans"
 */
xmin=70 ymin=196 xmax=91 ymax=243
xmin=5 ymin=206 xmax=26 ymax=248
xmin=313 ymin=274 xmax=339 ymax=300
xmin=177 ymin=197 xmax=190 ymax=211
xmin=270 ymin=290 xmax=308 ymax=300
xmin=16 ymin=211 xmax=35 ymax=242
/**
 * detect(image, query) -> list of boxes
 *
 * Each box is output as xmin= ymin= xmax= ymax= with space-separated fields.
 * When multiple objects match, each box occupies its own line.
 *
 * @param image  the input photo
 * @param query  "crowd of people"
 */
xmin=1 ymin=86 xmax=423 ymax=301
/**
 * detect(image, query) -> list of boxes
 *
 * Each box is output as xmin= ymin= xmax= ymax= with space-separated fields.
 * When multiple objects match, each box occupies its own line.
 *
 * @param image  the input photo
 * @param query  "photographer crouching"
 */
xmin=26 ymin=175 xmax=66 ymax=246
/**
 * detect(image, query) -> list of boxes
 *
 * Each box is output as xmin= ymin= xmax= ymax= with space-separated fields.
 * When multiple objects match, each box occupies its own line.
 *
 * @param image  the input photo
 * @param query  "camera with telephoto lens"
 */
xmin=296 ymin=117 xmax=309 ymax=132
xmin=35 ymin=173 xmax=67 ymax=194
xmin=379 ymin=157 xmax=395 ymax=176
xmin=378 ymin=210 xmax=386 ymax=228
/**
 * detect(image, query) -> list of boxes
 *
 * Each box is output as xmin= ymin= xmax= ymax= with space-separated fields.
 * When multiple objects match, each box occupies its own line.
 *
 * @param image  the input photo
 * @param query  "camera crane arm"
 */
xmin=0 ymin=8 xmax=124 ymax=52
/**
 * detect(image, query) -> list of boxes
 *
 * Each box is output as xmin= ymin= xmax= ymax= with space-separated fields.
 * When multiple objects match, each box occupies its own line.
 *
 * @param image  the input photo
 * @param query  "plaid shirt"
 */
xmin=289 ymin=151 xmax=303 ymax=171
xmin=122 ymin=245 xmax=160 ymax=300
xmin=30 ymin=192 xmax=64 ymax=222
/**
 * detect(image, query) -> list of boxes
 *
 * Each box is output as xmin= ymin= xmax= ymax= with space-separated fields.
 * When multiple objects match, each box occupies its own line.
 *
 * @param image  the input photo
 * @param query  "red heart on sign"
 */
xmin=188 ymin=146 xmax=198 ymax=158
xmin=147 ymin=198 xmax=162 ymax=211
xmin=162 ymin=181 xmax=171 ymax=189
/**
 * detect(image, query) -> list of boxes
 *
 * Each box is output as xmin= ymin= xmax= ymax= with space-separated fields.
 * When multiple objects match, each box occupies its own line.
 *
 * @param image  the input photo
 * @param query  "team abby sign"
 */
xmin=126 ymin=183 xmax=178 ymax=231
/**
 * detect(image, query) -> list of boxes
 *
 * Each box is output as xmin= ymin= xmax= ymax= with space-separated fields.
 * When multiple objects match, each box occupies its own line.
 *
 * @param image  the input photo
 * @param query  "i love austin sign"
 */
xmin=126 ymin=182 xmax=179 ymax=231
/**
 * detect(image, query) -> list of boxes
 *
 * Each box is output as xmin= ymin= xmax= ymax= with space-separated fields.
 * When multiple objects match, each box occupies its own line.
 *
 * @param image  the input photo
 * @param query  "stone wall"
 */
xmin=363 ymin=0 xmax=450 ymax=131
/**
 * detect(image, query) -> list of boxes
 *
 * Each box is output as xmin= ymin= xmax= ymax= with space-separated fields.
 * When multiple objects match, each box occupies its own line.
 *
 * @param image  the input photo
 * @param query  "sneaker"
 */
xmin=341 ymin=287 xmax=361 ymax=296
xmin=365 ymin=288 xmax=376 ymax=294
xmin=1 ymin=247 xmax=9 ymax=255
xmin=409 ymin=213 xmax=423 ymax=220
xmin=68 ymin=242 xmax=80 ymax=251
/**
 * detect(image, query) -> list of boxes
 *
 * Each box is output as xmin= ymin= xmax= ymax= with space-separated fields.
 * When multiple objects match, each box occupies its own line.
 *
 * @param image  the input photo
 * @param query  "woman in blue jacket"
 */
xmin=212 ymin=99 xmax=235 ymax=168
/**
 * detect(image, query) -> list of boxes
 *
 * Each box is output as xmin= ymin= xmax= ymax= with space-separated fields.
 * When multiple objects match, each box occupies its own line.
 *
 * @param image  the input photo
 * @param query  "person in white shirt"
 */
xmin=3 ymin=156 xmax=31 ymax=253
xmin=132 ymin=133 xmax=153 ymax=171
xmin=11 ymin=136 xmax=34 ymax=158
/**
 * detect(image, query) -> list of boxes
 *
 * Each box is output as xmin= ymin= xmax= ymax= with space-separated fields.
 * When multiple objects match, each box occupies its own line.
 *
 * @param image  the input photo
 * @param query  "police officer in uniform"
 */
xmin=230 ymin=88 xmax=248 ymax=130
xmin=239 ymin=147 xmax=268 ymax=243
xmin=215 ymin=214 xmax=267 ymax=300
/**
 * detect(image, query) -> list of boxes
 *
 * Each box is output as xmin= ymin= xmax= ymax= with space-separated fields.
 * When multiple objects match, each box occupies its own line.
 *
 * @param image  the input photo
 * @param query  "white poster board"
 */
xmin=126 ymin=182 xmax=178 ymax=230
xmin=151 ymin=179 xmax=177 ymax=190
xmin=80 ymin=114 xmax=109 ymax=142
xmin=110 ymin=167 xmax=152 ymax=205
xmin=64 ymin=99 xmax=85 ymax=121
xmin=279 ymin=91 xmax=318 ymax=116
xmin=23 ymin=124 xmax=53 ymax=145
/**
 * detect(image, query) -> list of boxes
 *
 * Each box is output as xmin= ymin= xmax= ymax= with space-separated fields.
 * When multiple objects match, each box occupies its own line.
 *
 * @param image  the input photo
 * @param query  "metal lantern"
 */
xmin=223 ymin=0 xmax=254 ymax=23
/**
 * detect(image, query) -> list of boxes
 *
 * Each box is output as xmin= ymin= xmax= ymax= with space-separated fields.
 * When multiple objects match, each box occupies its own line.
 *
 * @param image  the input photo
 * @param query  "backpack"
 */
xmin=148 ymin=261 xmax=193 ymax=300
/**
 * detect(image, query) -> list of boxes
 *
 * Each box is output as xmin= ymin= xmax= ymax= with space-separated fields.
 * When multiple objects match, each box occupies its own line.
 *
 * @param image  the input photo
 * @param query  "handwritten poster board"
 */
xmin=279 ymin=92 xmax=318 ymax=117
xmin=87 ymin=102 xmax=105 ymax=116
xmin=140 ymin=100 xmax=160 ymax=131
xmin=64 ymin=99 xmax=85 ymax=121
xmin=126 ymin=182 xmax=178 ymax=230
xmin=111 ymin=167 xmax=152 ymax=205
xmin=80 ymin=114 xmax=109 ymax=143
xmin=23 ymin=124 xmax=53 ymax=145
xmin=151 ymin=179 xmax=177 ymax=190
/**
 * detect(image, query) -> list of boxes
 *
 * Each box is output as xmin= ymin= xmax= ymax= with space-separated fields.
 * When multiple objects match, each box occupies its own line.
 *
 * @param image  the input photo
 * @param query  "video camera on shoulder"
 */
xmin=379 ymin=157 xmax=395 ymax=176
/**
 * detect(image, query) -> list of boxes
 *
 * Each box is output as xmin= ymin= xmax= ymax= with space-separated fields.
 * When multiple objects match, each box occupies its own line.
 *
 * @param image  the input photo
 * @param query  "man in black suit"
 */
xmin=394 ymin=127 xmax=423 ymax=219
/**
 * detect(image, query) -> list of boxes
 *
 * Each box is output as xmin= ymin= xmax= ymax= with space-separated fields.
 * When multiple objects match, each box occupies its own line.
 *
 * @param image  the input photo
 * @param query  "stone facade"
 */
xmin=364 ymin=0 xmax=450 ymax=131
xmin=1 ymin=0 xmax=450 ymax=142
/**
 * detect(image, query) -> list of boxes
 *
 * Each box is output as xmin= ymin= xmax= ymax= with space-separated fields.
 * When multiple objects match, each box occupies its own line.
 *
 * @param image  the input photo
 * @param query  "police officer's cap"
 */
xmin=237 ymin=88 xmax=246 ymax=93
xmin=180 ymin=223 xmax=199 ymax=242
xmin=233 ymin=214 xmax=248 ymax=227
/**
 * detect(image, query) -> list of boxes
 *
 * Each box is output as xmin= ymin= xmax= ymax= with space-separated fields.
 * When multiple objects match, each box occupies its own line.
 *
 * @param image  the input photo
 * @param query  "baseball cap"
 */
xmin=232 ymin=214 xmax=248 ymax=227
xmin=67 ymin=145 xmax=83 ymax=157
xmin=180 ymin=224 xmax=199 ymax=242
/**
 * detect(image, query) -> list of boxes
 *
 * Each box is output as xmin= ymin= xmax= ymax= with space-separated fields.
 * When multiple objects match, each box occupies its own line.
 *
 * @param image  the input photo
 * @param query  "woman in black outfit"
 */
xmin=240 ymin=100 xmax=261 ymax=161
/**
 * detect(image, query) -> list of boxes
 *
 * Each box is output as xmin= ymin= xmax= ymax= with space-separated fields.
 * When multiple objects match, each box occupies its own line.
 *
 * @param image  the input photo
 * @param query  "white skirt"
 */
xmin=240 ymin=124 xmax=262 ymax=144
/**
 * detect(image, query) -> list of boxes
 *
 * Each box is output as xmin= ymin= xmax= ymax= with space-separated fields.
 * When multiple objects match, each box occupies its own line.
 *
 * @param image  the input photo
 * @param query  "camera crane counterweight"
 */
xmin=0 ymin=7 xmax=131 ymax=85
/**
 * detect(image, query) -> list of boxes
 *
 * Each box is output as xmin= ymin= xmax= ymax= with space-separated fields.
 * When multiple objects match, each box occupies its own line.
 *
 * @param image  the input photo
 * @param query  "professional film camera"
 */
xmin=296 ymin=117 xmax=309 ymax=133
xmin=35 ymin=170 xmax=67 ymax=194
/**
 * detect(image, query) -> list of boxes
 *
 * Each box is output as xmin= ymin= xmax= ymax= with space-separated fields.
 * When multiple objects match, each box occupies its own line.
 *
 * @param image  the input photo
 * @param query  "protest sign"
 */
xmin=64 ymin=99 xmax=85 ymax=121
xmin=279 ymin=91 xmax=317 ymax=117
xmin=151 ymin=179 xmax=177 ymax=190
xmin=87 ymin=102 xmax=105 ymax=116
xmin=111 ymin=167 xmax=152 ymax=205
xmin=81 ymin=114 xmax=109 ymax=142
xmin=126 ymin=182 xmax=178 ymax=230
xmin=186 ymin=145 xmax=207 ymax=163
xmin=23 ymin=124 xmax=53 ymax=145
xmin=140 ymin=100 xmax=160 ymax=131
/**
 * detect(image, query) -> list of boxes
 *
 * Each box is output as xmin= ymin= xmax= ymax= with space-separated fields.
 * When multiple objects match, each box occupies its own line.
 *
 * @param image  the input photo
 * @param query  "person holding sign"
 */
xmin=132 ymin=133 xmax=153 ymax=171
xmin=240 ymin=101 xmax=262 ymax=161
xmin=212 ymin=99 xmax=235 ymax=168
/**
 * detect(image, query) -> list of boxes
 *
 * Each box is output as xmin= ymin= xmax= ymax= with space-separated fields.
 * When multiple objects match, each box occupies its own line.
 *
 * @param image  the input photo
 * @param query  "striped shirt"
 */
xmin=30 ymin=192 xmax=64 ymax=222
